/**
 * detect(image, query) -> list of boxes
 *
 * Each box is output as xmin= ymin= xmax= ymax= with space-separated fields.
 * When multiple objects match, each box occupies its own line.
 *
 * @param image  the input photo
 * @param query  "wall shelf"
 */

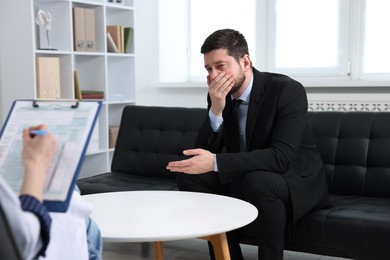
xmin=0 ymin=0 xmax=136 ymax=178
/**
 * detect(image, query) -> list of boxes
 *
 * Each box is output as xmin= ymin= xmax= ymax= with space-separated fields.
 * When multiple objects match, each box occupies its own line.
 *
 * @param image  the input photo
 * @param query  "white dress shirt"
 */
xmin=209 ymin=75 xmax=254 ymax=171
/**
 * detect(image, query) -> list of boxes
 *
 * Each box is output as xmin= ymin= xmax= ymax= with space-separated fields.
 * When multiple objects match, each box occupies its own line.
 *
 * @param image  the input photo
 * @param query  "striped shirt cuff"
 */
xmin=19 ymin=195 xmax=51 ymax=258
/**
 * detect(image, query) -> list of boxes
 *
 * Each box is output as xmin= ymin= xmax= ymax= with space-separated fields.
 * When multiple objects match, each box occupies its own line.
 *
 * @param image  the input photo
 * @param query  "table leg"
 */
xmin=200 ymin=233 xmax=231 ymax=260
xmin=153 ymin=241 xmax=164 ymax=260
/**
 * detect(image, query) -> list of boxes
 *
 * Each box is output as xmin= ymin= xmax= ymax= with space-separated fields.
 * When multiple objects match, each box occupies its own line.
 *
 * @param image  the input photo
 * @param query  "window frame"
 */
xmin=265 ymin=0 xmax=351 ymax=78
xmin=156 ymin=0 xmax=390 ymax=88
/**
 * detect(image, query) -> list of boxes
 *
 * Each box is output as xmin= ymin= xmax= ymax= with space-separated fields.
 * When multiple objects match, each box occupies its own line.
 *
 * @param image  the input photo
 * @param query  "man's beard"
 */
xmin=229 ymin=70 xmax=246 ymax=95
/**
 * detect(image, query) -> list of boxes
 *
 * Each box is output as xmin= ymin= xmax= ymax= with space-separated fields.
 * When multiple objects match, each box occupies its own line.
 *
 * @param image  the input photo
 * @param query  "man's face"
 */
xmin=204 ymin=48 xmax=246 ymax=95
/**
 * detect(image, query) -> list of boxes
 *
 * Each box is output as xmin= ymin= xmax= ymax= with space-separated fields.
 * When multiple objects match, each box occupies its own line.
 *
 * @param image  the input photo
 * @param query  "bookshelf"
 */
xmin=0 ymin=0 xmax=136 ymax=178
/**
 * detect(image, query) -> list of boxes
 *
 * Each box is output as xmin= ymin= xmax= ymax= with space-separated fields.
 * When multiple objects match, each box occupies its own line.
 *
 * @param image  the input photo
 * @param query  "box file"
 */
xmin=36 ymin=57 xmax=61 ymax=99
xmin=84 ymin=8 xmax=96 ymax=52
xmin=73 ymin=7 xmax=96 ymax=52
xmin=73 ymin=7 xmax=86 ymax=51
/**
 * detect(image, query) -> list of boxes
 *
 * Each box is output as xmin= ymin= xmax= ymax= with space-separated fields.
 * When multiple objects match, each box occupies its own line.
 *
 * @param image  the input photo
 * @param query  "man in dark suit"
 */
xmin=167 ymin=29 xmax=329 ymax=260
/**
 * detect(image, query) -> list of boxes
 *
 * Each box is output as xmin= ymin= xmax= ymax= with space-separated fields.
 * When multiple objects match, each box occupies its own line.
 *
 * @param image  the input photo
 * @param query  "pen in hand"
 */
xmin=30 ymin=129 xmax=48 ymax=137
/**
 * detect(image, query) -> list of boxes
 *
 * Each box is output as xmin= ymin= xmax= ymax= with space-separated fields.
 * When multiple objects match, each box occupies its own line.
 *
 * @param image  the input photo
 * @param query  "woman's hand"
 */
xmin=20 ymin=124 xmax=57 ymax=201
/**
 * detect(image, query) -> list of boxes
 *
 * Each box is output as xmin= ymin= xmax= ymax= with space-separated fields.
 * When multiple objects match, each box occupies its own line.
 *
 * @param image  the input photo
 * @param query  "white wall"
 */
xmin=134 ymin=0 xmax=208 ymax=109
xmin=0 ymin=5 xmax=4 ymax=123
xmin=0 ymin=1 xmax=35 ymax=125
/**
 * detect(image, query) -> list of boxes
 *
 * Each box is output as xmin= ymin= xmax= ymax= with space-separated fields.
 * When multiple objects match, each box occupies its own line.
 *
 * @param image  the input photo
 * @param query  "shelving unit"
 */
xmin=0 ymin=0 xmax=136 ymax=178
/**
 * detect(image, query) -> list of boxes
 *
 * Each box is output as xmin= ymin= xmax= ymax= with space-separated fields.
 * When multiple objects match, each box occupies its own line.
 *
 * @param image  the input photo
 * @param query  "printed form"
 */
xmin=0 ymin=100 xmax=101 ymax=211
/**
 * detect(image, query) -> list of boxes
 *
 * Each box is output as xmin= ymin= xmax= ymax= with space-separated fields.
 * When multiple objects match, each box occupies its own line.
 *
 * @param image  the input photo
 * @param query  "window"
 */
xmin=272 ymin=0 xmax=346 ymax=75
xmin=189 ymin=0 xmax=256 ymax=79
xmin=158 ymin=0 xmax=390 ymax=85
xmin=363 ymin=0 xmax=390 ymax=74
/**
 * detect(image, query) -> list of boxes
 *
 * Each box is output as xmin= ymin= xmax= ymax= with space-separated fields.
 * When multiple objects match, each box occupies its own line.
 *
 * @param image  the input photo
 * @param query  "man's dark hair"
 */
xmin=200 ymin=29 xmax=250 ymax=63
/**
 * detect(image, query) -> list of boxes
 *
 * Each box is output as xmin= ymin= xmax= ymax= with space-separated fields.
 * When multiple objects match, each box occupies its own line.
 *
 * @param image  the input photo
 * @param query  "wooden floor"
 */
xmin=102 ymin=239 xmax=351 ymax=260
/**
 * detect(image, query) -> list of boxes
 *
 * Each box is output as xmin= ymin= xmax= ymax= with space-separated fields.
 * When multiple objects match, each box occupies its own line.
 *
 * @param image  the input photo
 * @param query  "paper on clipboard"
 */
xmin=0 ymin=100 xmax=102 ymax=212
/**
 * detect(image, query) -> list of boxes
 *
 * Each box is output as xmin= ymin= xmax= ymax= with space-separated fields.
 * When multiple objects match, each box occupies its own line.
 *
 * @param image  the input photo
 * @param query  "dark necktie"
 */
xmin=230 ymin=98 xmax=242 ymax=152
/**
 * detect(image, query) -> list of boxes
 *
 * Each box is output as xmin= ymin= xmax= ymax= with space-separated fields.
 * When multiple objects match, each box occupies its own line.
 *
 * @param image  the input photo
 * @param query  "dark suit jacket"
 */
xmin=197 ymin=68 xmax=329 ymax=221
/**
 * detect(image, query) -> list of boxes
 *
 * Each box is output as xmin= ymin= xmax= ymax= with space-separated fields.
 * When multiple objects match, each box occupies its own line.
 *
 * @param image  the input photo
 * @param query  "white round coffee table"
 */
xmin=83 ymin=190 xmax=258 ymax=260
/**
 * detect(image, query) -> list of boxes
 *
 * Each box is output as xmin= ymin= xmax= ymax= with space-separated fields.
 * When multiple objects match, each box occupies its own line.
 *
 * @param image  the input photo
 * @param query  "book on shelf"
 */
xmin=109 ymin=126 xmax=119 ymax=148
xmin=107 ymin=25 xmax=122 ymax=53
xmin=81 ymin=90 xmax=105 ymax=100
xmin=106 ymin=25 xmax=133 ymax=53
xmin=75 ymin=71 xmax=104 ymax=100
xmin=120 ymin=26 xmax=125 ymax=53
xmin=107 ymin=32 xmax=119 ymax=53
xmin=123 ymin=27 xmax=133 ymax=53
xmin=74 ymin=70 xmax=82 ymax=100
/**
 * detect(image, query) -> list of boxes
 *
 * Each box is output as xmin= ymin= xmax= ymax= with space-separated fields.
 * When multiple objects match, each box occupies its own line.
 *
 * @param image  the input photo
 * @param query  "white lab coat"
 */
xmin=0 ymin=176 xmax=91 ymax=260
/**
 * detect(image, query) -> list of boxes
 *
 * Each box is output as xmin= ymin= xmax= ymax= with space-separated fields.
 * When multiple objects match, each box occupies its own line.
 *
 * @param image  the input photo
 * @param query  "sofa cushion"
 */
xmin=79 ymin=172 xmax=178 ymax=195
xmin=237 ymin=194 xmax=390 ymax=259
xmin=287 ymin=194 xmax=390 ymax=259
xmin=78 ymin=106 xmax=206 ymax=194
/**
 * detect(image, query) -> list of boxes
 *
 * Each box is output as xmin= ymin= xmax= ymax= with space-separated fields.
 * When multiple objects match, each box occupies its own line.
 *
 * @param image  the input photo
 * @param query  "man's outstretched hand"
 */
xmin=166 ymin=149 xmax=214 ymax=174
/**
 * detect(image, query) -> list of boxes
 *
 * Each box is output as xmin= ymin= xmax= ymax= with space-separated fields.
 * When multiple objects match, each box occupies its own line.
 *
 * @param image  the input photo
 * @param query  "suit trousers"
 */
xmin=176 ymin=170 xmax=291 ymax=260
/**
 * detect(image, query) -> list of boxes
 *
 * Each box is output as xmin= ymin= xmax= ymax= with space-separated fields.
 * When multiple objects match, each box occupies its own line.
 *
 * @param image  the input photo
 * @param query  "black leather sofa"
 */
xmin=78 ymin=105 xmax=390 ymax=260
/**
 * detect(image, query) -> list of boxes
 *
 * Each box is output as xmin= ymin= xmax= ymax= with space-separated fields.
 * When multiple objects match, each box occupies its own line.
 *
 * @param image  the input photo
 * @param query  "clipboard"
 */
xmin=0 ymin=99 xmax=102 ymax=212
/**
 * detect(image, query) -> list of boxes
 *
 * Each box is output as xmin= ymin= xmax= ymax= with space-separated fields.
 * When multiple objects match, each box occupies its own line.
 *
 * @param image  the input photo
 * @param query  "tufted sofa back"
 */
xmin=112 ymin=107 xmax=390 ymax=198
xmin=308 ymin=112 xmax=390 ymax=197
xmin=111 ymin=106 xmax=207 ymax=178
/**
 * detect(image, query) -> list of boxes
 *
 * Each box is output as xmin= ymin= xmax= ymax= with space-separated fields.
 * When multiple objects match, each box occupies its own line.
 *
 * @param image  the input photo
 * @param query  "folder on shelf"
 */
xmin=0 ymin=99 xmax=102 ymax=212
xmin=74 ymin=70 xmax=82 ymax=100
xmin=36 ymin=57 xmax=61 ymax=99
xmin=120 ymin=26 xmax=125 ymax=53
xmin=124 ymin=27 xmax=134 ymax=53
xmin=107 ymin=25 xmax=122 ymax=53
xmin=73 ymin=7 xmax=86 ymax=51
xmin=84 ymin=8 xmax=96 ymax=52
xmin=109 ymin=126 xmax=119 ymax=148
xmin=107 ymin=32 xmax=119 ymax=53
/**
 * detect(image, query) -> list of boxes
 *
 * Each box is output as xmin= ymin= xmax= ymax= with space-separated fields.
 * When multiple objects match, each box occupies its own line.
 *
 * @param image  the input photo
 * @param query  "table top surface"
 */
xmin=83 ymin=190 xmax=258 ymax=242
